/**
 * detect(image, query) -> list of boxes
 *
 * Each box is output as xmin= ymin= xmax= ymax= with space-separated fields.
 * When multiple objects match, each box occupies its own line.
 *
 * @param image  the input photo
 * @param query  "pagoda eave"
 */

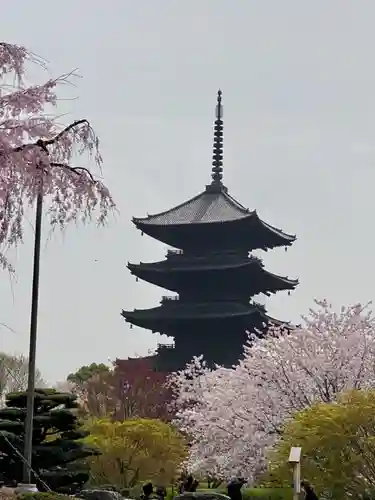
xmin=132 ymin=215 xmax=295 ymax=251
xmin=121 ymin=302 xmax=269 ymax=330
xmin=127 ymin=261 xmax=298 ymax=295
xmin=127 ymin=258 xmax=263 ymax=273
xmin=128 ymin=259 xmax=298 ymax=281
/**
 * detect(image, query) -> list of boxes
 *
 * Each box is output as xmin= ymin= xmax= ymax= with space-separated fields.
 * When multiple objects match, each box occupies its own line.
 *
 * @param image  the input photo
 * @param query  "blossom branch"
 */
xmin=0 ymin=41 xmax=114 ymax=272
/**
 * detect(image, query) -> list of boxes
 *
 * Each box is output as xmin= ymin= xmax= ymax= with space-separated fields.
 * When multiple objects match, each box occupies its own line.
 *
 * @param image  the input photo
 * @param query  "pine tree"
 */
xmin=0 ymin=388 xmax=99 ymax=492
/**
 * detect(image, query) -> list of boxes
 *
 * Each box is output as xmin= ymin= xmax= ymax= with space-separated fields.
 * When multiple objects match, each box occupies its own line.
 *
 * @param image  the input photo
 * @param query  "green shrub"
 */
xmin=95 ymin=486 xmax=121 ymax=493
xmin=18 ymin=493 xmax=71 ymax=500
xmin=241 ymin=489 xmax=292 ymax=500
xmin=209 ymin=488 xmax=291 ymax=500
xmin=166 ymin=487 xmax=292 ymax=500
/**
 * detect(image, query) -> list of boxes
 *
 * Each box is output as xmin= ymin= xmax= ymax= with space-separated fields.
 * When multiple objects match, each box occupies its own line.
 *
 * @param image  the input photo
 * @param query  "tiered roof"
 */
xmin=122 ymin=301 xmax=267 ymax=329
xmin=127 ymin=254 xmax=298 ymax=296
xmin=132 ymin=187 xmax=295 ymax=250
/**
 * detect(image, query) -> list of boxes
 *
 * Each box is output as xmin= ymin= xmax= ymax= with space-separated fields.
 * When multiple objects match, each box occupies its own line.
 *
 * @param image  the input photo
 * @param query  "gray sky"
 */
xmin=2 ymin=0 xmax=375 ymax=384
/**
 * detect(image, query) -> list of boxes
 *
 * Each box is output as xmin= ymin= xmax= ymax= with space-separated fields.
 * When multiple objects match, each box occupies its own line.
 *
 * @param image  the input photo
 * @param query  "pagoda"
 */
xmin=122 ymin=90 xmax=298 ymax=372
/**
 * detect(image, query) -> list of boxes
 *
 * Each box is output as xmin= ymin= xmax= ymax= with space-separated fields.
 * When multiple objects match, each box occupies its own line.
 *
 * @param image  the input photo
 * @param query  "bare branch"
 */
xmin=50 ymin=162 xmax=96 ymax=182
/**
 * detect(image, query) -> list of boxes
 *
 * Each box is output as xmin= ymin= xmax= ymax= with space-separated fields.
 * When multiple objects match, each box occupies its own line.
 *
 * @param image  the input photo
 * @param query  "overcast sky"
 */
xmin=2 ymin=0 xmax=375 ymax=383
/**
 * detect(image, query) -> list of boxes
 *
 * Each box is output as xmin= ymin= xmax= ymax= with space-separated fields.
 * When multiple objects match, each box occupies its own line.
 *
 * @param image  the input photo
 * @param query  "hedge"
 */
xmin=16 ymin=487 xmax=293 ymax=500
xmin=18 ymin=494 xmax=70 ymax=500
xmin=166 ymin=488 xmax=293 ymax=500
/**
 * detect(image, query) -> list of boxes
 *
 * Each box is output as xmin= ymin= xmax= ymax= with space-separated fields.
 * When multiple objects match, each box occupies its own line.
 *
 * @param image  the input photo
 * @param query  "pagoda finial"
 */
xmin=211 ymin=89 xmax=224 ymax=185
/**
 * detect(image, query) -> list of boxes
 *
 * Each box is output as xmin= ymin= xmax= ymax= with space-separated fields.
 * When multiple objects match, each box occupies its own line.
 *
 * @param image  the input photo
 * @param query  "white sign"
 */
xmin=288 ymin=446 xmax=302 ymax=464
xmin=288 ymin=446 xmax=302 ymax=500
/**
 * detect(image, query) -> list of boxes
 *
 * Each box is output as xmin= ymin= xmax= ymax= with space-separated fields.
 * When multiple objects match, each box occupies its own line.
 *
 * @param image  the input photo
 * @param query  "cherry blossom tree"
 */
xmin=169 ymin=300 xmax=375 ymax=481
xmin=0 ymin=42 xmax=115 ymax=271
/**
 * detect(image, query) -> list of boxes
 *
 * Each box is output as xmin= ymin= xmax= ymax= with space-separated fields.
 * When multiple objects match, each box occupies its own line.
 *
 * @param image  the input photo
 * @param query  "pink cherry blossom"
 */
xmin=0 ymin=42 xmax=115 ymax=272
xmin=169 ymin=300 xmax=375 ymax=481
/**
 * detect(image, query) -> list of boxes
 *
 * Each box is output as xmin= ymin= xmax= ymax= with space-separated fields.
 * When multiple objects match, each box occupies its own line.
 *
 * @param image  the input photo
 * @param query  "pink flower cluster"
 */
xmin=169 ymin=300 xmax=375 ymax=481
xmin=0 ymin=42 xmax=115 ymax=271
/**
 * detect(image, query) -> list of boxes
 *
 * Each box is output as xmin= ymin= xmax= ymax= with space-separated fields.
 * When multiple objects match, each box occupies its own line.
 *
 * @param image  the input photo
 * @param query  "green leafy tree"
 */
xmin=84 ymin=418 xmax=187 ymax=488
xmin=66 ymin=363 xmax=113 ymax=418
xmin=0 ymin=388 xmax=100 ymax=492
xmin=267 ymin=389 xmax=375 ymax=499
xmin=67 ymin=363 xmax=110 ymax=386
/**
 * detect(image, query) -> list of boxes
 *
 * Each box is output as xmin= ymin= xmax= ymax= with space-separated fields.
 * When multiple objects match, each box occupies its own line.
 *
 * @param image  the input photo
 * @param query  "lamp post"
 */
xmin=22 ymin=187 xmax=43 ymax=486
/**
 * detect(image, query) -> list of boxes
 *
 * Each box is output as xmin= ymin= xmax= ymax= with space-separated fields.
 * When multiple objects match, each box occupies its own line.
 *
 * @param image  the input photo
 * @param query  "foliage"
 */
xmin=69 ymin=357 xmax=173 ymax=421
xmin=268 ymin=389 xmax=375 ymax=500
xmin=77 ymin=490 xmax=124 ymax=500
xmin=0 ymin=489 xmax=294 ymax=500
xmin=170 ymin=300 xmax=375 ymax=480
xmin=84 ymin=417 xmax=187 ymax=488
xmin=66 ymin=363 xmax=115 ymax=419
xmin=0 ymin=490 xmax=16 ymax=500
xmin=0 ymin=353 xmax=45 ymax=403
xmin=111 ymin=357 xmax=174 ymax=420
xmin=67 ymin=363 xmax=112 ymax=417
xmin=67 ymin=364 xmax=110 ymax=387
xmin=172 ymin=493 xmax=228 ymax=500
xmin=76 ymin=371 xmax=114 ymax=419
xmin=0 ymin=388 xmax=99 ymax=492
xmin=0 ymin=42 xmax=115 ymax=272
xmin=18 ymin=495 xmax=70 ymax=500
xmin=165 ymin=488 xmax=292 ymax=500
xmin=237 ymin=490 xmax=291 ymax=500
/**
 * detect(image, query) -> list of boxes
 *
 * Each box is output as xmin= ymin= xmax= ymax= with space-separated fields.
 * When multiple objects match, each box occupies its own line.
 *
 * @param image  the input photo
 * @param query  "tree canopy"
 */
xmin=84 ymin=418 xmax=187 ymax=488
xmin=0 ymin=388 xmax=99 ymax=492
xmin=67 ymin=363 xmax=110 ymax=386
xmin=67 ymin=358 xmax=173 ymax=421
xmin=0 ymin=41 xmax=115 ymax=272
xmin=268 ymin=389 xmax=375 ymax=499
xmin=170 ymin=300 xmax=375 ymax=480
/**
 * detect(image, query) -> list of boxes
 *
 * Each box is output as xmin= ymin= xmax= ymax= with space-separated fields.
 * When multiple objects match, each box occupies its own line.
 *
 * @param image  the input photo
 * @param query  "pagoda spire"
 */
xmin=211 ymin=89 xmax=224 ymax=186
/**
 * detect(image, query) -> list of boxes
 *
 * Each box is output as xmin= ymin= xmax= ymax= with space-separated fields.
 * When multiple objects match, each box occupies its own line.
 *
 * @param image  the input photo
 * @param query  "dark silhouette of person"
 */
xmin=179 ymin=475 xmax=199 ymax=493
xmin=184 ymin=475 xmax=194 ymax=492
xmin=190 ymin=479 xmax=199 ymax=492
xmin=141 ymin=482 xmax=154 ymax=500
xmin=155 ymin=486 xmax=167 ymax=500
xmin=227 ymin=478 xmax=246 ymax=500
xmin=301 ymin=481 xmax=319 ymax=500
xmin=177 ymin=472 xmax=187 ymax=494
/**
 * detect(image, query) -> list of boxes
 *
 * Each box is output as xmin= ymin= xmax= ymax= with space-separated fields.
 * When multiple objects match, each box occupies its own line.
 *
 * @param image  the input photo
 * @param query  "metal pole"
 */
xmin=22 ymin=189 xmax=43 ymax=485
xmin=293 ymin=463 xmax=301 ymax=500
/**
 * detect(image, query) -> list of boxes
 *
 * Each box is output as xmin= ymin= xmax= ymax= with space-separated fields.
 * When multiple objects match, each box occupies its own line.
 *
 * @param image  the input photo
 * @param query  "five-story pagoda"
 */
xmin=122 ymin=91 xmax=298 ymax=372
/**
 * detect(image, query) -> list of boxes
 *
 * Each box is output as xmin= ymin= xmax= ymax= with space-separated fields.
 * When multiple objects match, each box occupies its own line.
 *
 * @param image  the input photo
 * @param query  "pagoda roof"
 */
xmin=127 ymin=256 xmax=298 ymax=295
xmin=122 ymin=301 xmax=267 ymax=323
xmin=131 ymin=91 xmax=296 ymax=251
xmin=133 ymin=187 xmax=250 ymax=226
xmin=132 ymin=186 xmax=295 ymax=244
xmin=128 ymin=254 xmax=295 ymax=279
xmin=122 ymin=301 xmax=291 ymax=332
